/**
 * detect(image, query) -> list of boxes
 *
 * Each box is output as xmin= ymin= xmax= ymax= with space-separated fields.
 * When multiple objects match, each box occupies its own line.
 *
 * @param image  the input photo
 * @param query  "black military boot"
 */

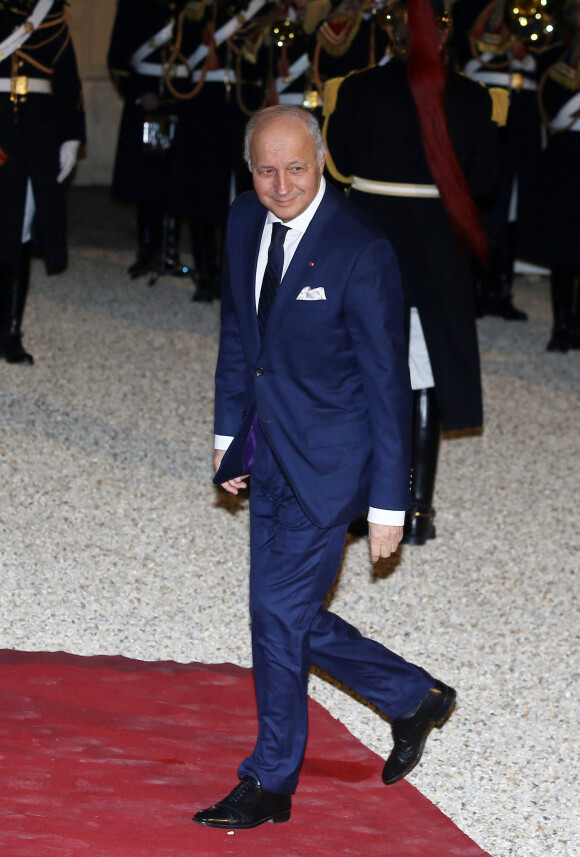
xmin=402 ymin=388 xmax=440 ymax=546
xmin=546 ymin=267 xmax=576 ymax=353
xmin=128 ymin=204 xmax=161 ymax=279
xmin=0 ymin=243 xmax=34 ymax=365
xmin=191 ymin=220 xmax=222 ymax=302
xmin=154 ymin=215 xmax=191 ymax=280
xmin=484 ymin=228 xmax=527 ymax=321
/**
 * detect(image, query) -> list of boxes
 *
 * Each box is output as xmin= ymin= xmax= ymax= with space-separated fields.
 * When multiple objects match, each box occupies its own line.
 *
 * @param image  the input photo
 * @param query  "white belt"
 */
xmin=278 ymin=93 xmax=305 ymax=106
xmin=133 ymin=61 xmax=190 ymax=78
xmin=192 ymin=69 xmax=236 ymax=83
xmin=351 ymin=177 xmax=440 ymax=198
xmin=0 ymin=77 xmax=52 ymax=94
xmin=464 ymin=68 xmax=538 ymax=91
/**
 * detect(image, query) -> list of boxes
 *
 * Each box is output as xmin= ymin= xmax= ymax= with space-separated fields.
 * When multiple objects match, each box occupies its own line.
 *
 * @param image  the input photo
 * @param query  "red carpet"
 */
xmin=0 ymin=651 xmax=490 ymax=856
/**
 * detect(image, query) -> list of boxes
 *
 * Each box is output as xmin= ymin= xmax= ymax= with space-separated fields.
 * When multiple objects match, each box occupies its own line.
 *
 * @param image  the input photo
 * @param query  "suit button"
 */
xmin=255 ymin=367 xmax=264 ymax=376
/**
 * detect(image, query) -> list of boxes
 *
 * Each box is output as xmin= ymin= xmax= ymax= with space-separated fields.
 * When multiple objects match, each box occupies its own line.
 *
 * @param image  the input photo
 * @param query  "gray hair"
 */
xmin=244 ymin=106 xmax=327 ymax=171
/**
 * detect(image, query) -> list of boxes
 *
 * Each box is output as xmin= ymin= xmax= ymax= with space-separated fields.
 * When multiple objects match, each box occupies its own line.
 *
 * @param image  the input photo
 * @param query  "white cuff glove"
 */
xmin=57 ymin=140 xmax=80 ymax=183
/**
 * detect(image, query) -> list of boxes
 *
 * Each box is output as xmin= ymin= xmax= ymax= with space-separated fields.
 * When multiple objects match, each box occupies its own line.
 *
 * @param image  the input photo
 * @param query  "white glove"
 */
xmin=57 ymin=140 xmax=80 ymax=183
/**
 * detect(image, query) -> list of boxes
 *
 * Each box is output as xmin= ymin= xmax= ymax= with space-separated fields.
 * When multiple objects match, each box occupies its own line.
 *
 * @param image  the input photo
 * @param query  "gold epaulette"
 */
xmin=547 ymin=59 xmax=580 ymax=91
xmin=303 ymin=0 xmax=332 ymax=36
xmin=322 ymin=74 xmax=353 ymax=185
xmin=489 ymin=86 xmax=509 ymax=126
xmin=321 ymin=74 xmax=342 ymax=117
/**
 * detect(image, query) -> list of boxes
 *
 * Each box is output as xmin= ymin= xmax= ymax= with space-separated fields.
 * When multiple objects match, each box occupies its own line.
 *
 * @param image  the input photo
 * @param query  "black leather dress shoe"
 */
xmin=193 ymin=777 xmax=291 ymax=829
xmin=382 ymin=680 xmax=456 ymax=785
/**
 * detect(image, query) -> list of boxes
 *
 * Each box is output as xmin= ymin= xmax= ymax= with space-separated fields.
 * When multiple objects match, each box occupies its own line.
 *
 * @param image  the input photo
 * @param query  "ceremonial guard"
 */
xmin=324 ymin=0 xmax=502 ymax=544
xmin=538 ymin=0 xmax=580 ymax=351
xmin=234 ymin=1 xmax=319 ymax=112
xmin=308 ymin=0 xmax=390 ymax=100
xmin=108 ymin=0 xmax=194 ymax=282
xmin=0 ymin=0 xmax=84 ymax=364
xmin=454 ymin=0 xmax=557 ymax=319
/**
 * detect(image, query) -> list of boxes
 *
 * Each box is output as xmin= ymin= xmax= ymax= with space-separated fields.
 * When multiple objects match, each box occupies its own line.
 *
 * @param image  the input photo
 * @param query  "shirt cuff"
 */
xmin=214 ymin=435 xmax=234 ymax=450
xmin=367 ymin=508 xmax=405 ymax=526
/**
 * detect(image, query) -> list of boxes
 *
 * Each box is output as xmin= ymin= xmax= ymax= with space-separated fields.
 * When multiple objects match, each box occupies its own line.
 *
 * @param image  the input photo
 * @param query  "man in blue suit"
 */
xmin=194 ymin=106 xmax=456 ymax=830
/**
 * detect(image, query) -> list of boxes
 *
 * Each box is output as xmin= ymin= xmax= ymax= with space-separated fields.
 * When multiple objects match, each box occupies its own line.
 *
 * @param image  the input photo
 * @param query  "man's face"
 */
xmin=250 ymin=116 xmax=326 ymax=222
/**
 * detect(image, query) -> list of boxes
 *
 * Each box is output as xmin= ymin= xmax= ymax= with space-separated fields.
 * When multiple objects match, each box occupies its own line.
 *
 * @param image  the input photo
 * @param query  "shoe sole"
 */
xmin=193 ymin=809 xmax=291 ymax=829
xmin=382 ymin=687 xmax=457 ymax=785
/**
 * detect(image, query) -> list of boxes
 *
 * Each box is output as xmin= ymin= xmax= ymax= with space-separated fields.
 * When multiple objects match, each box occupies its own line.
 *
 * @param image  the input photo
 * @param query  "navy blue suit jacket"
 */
xmin=214 ymin=182 xmax=412 ymax=528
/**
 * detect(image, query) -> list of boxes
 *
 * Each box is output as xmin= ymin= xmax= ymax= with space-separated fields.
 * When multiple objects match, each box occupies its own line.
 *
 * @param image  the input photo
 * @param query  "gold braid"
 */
xmin=233 ymin=38 xmax=272 ymax=117
xmin=162 ymin=8 xmax=217 ymax=100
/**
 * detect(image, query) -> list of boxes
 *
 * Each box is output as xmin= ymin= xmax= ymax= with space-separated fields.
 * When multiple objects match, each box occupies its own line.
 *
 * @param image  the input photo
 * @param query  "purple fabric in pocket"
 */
xmin=242 ymin=410 xmax=259 ymax=473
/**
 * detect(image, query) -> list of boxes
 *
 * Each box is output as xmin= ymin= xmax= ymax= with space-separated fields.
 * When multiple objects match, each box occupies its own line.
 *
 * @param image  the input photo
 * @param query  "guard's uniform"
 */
xmin=0 ymin=0 xmax=85 ymax=364
xmin=0 ymin=0 xmax=84 ymax=272
xmin=452 ymin=0 xmax=555 ymax=317
xmin=538 ymin=42 xmax=580 ymax=269
xmin=325 ymin=57 xmax=499 ymax=432
xmin=108 ymin=0 xmax=196 ymax=280
xmin=538 ymin=34 xmax=580 ymax=350
xmin=309 ymin=0 xmax=389 ymax=96
xmin=236 ymin=3 xmax=318 ymax=112
xmin=325 ymin=50 xmax=501 ymax=545
xmin=109 ymin=0 xmax=312 ymax=297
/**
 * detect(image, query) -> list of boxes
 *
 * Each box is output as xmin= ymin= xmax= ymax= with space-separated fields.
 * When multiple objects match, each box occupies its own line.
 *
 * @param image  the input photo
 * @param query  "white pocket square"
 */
xmin=296 ymin=286 xmax=326 ymax=301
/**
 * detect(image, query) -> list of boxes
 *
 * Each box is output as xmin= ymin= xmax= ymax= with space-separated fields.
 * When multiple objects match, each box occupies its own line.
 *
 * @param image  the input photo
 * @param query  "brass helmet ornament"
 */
xmin=506 ymin=0 xmax=556 ymax=48
xmin=379 ymin=0 xmax=451 ymax=58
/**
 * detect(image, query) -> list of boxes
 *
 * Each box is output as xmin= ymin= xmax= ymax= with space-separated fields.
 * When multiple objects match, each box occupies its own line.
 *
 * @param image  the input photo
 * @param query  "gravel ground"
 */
xmin=0 ymin=225 xmax=578 ymax=857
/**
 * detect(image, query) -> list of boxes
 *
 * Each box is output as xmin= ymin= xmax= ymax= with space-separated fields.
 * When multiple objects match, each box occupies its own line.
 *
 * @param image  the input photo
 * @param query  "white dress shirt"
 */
xmin=215 ymin=176 xmax=404 ymax=526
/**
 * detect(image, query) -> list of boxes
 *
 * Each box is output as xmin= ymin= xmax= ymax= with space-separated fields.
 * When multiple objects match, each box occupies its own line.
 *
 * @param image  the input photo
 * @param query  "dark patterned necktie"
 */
xmin=258 ymin=222 xmax=289 ymax=336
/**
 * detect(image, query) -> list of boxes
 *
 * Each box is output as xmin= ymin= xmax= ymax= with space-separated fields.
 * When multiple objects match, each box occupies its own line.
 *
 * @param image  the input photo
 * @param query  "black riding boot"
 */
xmin=484 ymin=225 xmax=527 ymax=321
xmin=191 ymin=221 xmax=223 ymax=302
xmin=546 ymin=267 xmax=576 ymax=352
xmin=155 ymin=215 xmax=191 ymax=278
xmin=128 ymin=204 xmax=161 ymax=279
xmin=402 ymin=388 xmax=440 ymax=546
xmin=0 ymin=242 xmax=34 ymax=365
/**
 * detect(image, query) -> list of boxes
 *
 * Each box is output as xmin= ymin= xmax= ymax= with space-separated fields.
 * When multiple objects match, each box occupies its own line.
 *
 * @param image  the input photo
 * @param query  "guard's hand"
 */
xmin=368 ymin=523 xmax=403 ymax=563
xmin=57 ymin=140 xmax=80 ymax=183
xmin=213 ymin=449 xmax=248 ymax=495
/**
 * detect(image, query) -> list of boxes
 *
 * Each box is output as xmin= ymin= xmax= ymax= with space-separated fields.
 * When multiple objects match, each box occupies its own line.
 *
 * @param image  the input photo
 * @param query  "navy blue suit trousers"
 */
xmin=237 ymin=427 xmax=433 ymax=794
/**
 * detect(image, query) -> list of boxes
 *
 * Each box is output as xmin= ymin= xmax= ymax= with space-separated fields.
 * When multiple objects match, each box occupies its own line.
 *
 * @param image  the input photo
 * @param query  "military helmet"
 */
xmin=377 ymin=0 xmax=451 ymax=57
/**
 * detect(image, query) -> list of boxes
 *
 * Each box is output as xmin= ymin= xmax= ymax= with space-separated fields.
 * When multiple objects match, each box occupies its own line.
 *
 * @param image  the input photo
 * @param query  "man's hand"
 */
xmin=368 ymin=522 xmax=403 ymax=563
xmin=213 ymin=449 xmax=248 ymax=495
